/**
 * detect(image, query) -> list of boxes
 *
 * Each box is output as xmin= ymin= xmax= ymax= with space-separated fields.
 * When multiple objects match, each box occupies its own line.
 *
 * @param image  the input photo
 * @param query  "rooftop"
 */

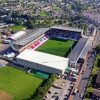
xmin=12 ymin=28 xmax=49 ymax=46
xmin=96 ymin=71 xmax=100 ymax=84
xmin=68 ymin=38 xmax=88 ymax=62
xmin=17 ymin=49 xmax=69 ymax=70
xmin=93 ymin=89 xmax=100 ymax=97
xmin=51 ymin=25 xmax=83 ymax=34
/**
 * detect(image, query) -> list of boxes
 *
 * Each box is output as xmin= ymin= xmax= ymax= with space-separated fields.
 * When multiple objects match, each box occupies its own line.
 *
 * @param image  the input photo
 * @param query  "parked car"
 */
xmin=54 ymin=92 xmax=58 ymax=94
xmin=80 ymin=93 xmax=83 ymax=98
xmin=48 ymin=91 xmax=51 ymax=94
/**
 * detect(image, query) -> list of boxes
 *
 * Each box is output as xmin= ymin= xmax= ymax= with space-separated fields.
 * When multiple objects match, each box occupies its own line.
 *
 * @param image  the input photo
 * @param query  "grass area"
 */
xmin=85 ymin=98 xmax=90 ymax=100
xmin=91 ymin=65 xmax=99 ymax=75
xmin=39 ymin=11 xmax=48 ymax=16
xmin=52 ymin=4 xmax=61 ymax=10
xmin=8 ymin=25 xmax=26 ymax=32
xmin=92 ymin=54 xmax=100 ymax=75
xmin=0 ymin=66 xmax=43 ymax=100
xmin=87 ymin=87 xmax=93 ymax=93
xmin=36 ymin=38 xmax=75 ymax=57
xmin=0 ymin=39 xmax=2 ymax=44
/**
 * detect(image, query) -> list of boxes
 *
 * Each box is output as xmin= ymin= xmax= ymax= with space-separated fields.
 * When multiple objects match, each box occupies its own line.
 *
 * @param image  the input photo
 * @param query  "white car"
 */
xmin=80 ymin=93 xmax=83 ymax=98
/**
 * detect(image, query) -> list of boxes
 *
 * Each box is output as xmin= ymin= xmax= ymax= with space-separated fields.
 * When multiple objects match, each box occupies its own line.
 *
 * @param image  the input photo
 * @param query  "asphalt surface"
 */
xmin=73 ymin=50 xmax=96 ymax=100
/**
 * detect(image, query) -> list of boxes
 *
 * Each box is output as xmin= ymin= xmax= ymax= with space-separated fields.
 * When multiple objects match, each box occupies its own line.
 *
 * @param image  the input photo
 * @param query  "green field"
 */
xmin=8 ymin=25 xmax=26 ymax=32
xmin=39 ymin=11 xmax=48 ymax=16
xmin=36 ymin=38 xmax=75 ymax=57
xmin=0 ymin=66 xmax=43 ymax=100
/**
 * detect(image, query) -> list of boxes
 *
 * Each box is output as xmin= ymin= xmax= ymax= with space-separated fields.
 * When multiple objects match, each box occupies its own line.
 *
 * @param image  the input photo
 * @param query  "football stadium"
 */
xmin=0 ymin=25 xmax=95 ymax=99
xmin=2 ymin=25 xmax=92 ymax=75
xmin=10 ymin=26 xmax=88 ymax=75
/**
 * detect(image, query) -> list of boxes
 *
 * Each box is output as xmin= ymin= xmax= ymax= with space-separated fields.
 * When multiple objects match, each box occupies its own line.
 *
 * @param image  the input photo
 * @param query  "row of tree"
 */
xmin=28 ymin=74 xmax=56 ymax=100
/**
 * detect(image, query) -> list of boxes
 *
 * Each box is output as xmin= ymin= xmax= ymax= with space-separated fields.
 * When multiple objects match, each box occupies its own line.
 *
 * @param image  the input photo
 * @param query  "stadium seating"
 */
xmin=45 ymin=28 xmax=82 ymax=41
xmin=28 ymin=28 xmax=82 ymax=51
xmin=28 ymin=36 xmax=49 ymax=50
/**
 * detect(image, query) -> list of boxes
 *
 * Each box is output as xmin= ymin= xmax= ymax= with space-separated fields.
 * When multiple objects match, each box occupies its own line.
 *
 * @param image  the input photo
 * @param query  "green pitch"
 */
xmin=0 ymin=66 xmax=43 ymax=100
xmin=36 ymin=38 xmax=75 ymax=57
xmin=8 ymin=25 xmax=26 ymax=32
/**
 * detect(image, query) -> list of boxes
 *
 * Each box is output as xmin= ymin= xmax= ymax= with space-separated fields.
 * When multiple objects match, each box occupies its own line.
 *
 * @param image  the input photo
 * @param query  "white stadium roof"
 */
xmin=17 ymin=49 xmax=69 ymax=70
xmin=9 ymin=31 xmax=26 ymax=40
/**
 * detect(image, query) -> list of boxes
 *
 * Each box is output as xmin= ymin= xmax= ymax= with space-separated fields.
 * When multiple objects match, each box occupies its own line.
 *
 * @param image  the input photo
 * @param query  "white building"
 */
xmin=9 ymin=31 xmax=26 ymax=40
xmin=16 ymin=49 xmax=69 ymax=75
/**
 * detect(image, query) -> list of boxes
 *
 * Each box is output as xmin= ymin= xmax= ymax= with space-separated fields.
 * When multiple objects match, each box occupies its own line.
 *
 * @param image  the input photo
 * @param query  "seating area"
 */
xmin=45 ymin=28 xmax=82 ymax=41
xmin=28 ymin=28 xmax=82 ymax=51
xmin=28 ymin=35 xmax=49 ymax=50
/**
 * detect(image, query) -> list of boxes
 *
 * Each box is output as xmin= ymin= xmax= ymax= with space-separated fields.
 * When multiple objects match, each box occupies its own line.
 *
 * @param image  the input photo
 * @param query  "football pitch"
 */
xmin=36 ymin=38 xmax=75 ymax=57
xmin=0 ymin=66 xmax=43 ymax=100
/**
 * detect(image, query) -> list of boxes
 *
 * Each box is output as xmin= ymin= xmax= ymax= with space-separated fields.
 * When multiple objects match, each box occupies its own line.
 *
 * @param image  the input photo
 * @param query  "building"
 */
xmin=11 ymin=28 xmax=49 ymax=51
xmin=93 ymin=89 xmax=100 ymax=100
xmin=96 ymin=71 xmax=100 ymax=88
xmin=51 ymin=26 xmax=83 ymax=35
xmin=92 ymin=71 xmax=100 ymax=100
xmin=68 ymin=38 xmax=88 ymax=67
xmin=9 ymin=31 xmax=26 ymax=41
xmin=16 ymin=49 xmax=69 ymax=75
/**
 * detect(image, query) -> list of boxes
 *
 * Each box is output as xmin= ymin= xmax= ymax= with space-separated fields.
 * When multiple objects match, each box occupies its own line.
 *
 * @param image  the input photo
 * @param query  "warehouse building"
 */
xmin=16 ymin=49 xmax=69 ymax=75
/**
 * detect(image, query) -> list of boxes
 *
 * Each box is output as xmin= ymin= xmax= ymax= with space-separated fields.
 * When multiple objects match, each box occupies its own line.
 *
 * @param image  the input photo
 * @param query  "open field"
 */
xmin=8 ymin=25 xmax=26 ymax=32
xmin=39 ymin=11 xmax=48 ymax=16
xmin=0 ymin=66 xmax=43 ymax=100
xmin=36 ymin=38 xmax=75 ymax=57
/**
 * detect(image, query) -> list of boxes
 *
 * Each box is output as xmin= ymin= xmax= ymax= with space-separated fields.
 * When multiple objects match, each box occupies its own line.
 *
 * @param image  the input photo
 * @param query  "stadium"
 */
xmin=10 ymin=26 xmax=93 ymax=75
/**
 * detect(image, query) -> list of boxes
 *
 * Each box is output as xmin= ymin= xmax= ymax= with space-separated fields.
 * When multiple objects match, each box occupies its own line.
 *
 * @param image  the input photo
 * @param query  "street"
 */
xmin=73 ymin=52 xmax=96 ymax=100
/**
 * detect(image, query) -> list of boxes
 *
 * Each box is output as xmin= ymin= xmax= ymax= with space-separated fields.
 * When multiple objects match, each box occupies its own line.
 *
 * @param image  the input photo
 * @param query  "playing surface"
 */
xmin=36 ymin=38 xmax=75 ymax=57
xmin=0 ymin=66 xmax=43 ymax=100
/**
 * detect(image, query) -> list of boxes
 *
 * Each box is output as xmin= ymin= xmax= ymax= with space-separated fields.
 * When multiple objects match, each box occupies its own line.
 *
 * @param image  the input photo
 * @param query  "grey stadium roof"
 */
xmin=68 ymin=38 xmax=88 ymax=63
xmin=79 ymin=38 xmax=92 ymax=59
xmin=12 ymin=28 xmax=49 ymax=46
xmin=51 ymin=25 xmax=83 ymax=34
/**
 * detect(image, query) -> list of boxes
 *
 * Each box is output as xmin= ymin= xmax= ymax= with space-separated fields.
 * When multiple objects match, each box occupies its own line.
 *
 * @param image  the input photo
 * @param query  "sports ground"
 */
xmin=36 ymin=38 xmax=75 ymax=57
xmin=0 ymin=66 xmax=43 ymax=100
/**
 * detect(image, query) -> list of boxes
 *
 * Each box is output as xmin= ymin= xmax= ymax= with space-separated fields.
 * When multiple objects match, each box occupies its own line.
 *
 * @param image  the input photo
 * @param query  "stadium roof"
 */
xmin=17 ymin=49 xmax=69 ymax=70
xmin=79 ymin=37 xmax=93 ymax=59
xmin=68 ymin=38 xmax=88 ymax=63
xmin=51 ymin=25 xmax=83 ymax=34
xmin=12 ymin=28 xmax=49 ymax=46
xmin=9 ymin=31 xmax=26 ymax=40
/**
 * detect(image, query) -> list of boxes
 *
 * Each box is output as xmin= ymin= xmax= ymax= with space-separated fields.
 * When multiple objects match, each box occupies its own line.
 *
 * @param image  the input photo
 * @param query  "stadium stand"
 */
xmin=51 ymin=26 xmax=83 ymax=34
xmin=11 ymin=28 xmax=49 ymax=51
xmin=68 ymin=38 xmax=88 ymax=67
xmin=11 ymin=26 xmax=83 ymax=52
xmin=79 ymin=36 xmax=93 ymax=59
xmin=46 ymin=28 xmax=82 ymax=41
xmin=28 ymin=36 xmax=49 ymax=50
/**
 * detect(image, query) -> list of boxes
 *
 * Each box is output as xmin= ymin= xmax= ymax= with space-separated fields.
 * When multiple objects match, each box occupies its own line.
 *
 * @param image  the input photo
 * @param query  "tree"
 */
xmin=97 ymin=59 xmax=100 ymax=67
xmin=96 ymin=45 xmax=100 ymax=53
xmin=24 ymin=20 xmax=34 ymax=29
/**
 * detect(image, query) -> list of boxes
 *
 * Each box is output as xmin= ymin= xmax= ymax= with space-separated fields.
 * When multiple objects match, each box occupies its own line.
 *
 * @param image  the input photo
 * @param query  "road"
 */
xmin=73 ymin=49 xmax=96 ymax=100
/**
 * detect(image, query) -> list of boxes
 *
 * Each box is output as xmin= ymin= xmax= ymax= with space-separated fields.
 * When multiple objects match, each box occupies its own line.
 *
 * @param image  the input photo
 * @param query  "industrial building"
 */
xmin=16 ymin=49 xmax=69 ymax=75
